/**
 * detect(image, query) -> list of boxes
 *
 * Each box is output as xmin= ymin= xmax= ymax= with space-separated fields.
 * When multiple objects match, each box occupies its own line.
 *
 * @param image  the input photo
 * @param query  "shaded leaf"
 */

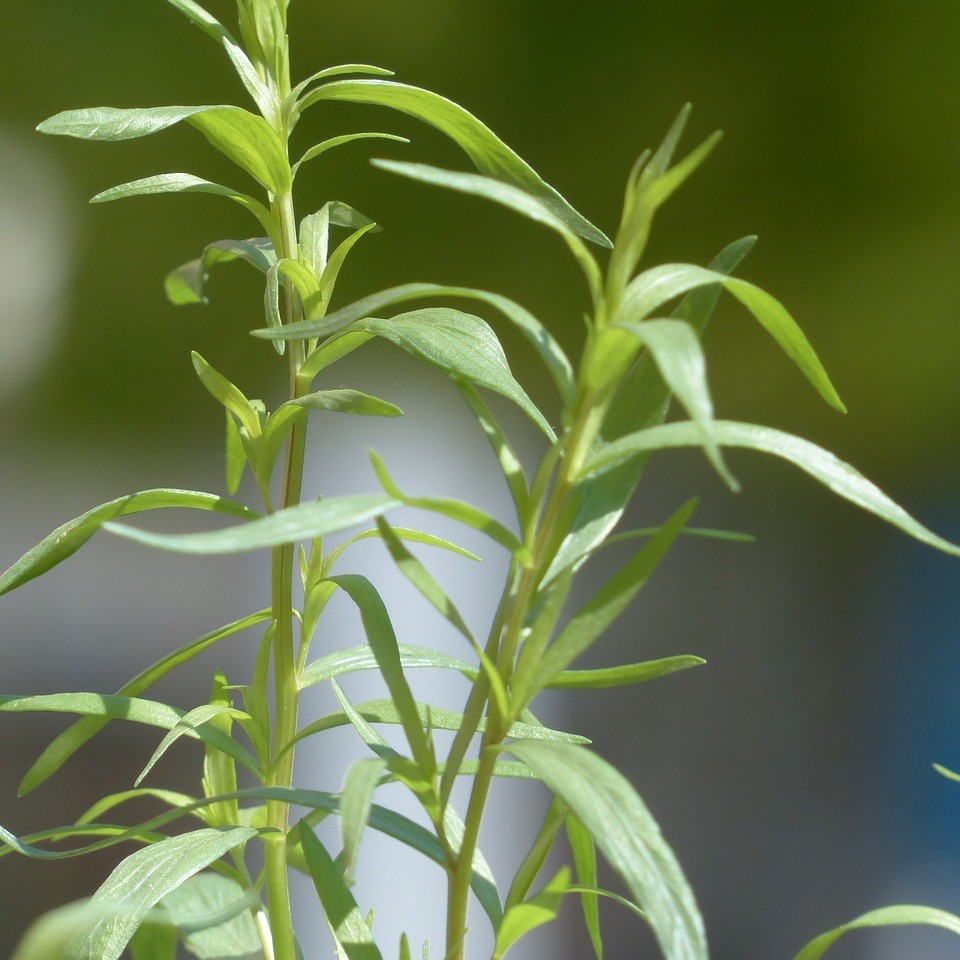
xmin=494 ymin=867 xmax=569 ymax=959
xmin=166 ymin=237 xmax=275 ymax=306
xmin=300 ymin=644 xmax=473 ymax=691
xmin=567 ymin=814 xmax=603 ymax=960
xmin=340 ymin=758 xmax=388 ymax=883
xmin=549 ymin=655 xmax=705 ymax=690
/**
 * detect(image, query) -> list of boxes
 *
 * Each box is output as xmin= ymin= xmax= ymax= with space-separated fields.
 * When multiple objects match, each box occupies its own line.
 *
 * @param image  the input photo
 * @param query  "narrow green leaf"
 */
xmin=166 ymin=236 xmax=275 ymax=306
xmin=256 ymin=282 xmax=576 ymax=405
xmin=104 ymin=494 xmax=402 ymax=555
xmin=615 ymin=318 xmax=735 ymax=490
xmin=359 ymin=308 xmax=554 ymax=439
xmin=587 ymin=420 xmax=960 ymax=557
xmin=321 ymin=526 xmax=481 ymax=575
xmin=0 ymin=693 xmax=262 ymax=782
xmin=290 ymin=389 xmax=402 ymax=418
xmin=494 ymin=867 xmax=570 ymax=959
xmin=325 ymin=575 xmax=434 ymax=774
xmin=792 ymin=905 xmax=960 ymax=960
xmin=340 ymin=758 xmax=388 ymax=883
xmin=288 ymin=65 xmax=395 ymax=106
xmin=262 ymin=262 xmax=286 ymax=356
xmin=297 ymin=79 xmax=609 ymax=247
xmin=135 ymin=704 xmax=250 ymax=788
xmin=619 ymin=263 xmax=845 ymax=413
xmin=225 ymin=410 xmax=246 ymax=493
xmin=0 ymin=490 xmax=257 ymax=597
xmin=369 ymin=451 xmax=526 ymax=556
xmin=300 ymin=201 xmax=378 ymax=279
xmin=298 ymin=822 xmax=385 ymax=960
xmin=374 ymin=160 xmax=602 ymax=301
xmin=68 ymin=827 xmax=256 ymax=960
xmin=294 ymin=133 xmax=409 ymax=177
xmin=320 ymin=223 xmax=379 ymax=310
xmin=549 ymin=656 xmax=705 ymax=690
xmin=191 ymin=352 xmax=261 ymax=436
xmin=284 ymin=699 xmax=588 ymax=754
xmin=19 ymin=610 xmax=269 ymax=796
xmin=300 ymin=644 xmax=473 ymax=691
xmin=161 ymin=0 xmax=273 ymax=117
xmin=76 ymin=789 xmax=202 ymax=827
xmin=129 ymin=920 xmax=179 ymax=960
xmin=456 ymin=381 xmax=530 ymax=523
xmin=528 ymin=500 xmax=696 ymax=698
xmin=507 ymin=741 xmax=706 ymax=960
xmin=504 ymin=800 xmax=567 ymax=913
xmin=567 ymin=814 xmax=603 ymax=960
xmin=546 ymin=236 xmax=756 ymax=583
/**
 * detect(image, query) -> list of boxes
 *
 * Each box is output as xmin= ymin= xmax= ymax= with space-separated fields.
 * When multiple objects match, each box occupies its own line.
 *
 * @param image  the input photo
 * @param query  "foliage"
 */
xmin=3 ymin=1 xmax=959 ymax=959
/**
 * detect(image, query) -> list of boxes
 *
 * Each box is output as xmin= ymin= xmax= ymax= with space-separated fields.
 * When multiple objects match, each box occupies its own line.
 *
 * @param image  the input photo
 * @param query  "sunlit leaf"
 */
xmin=104 ymin=494 xmax=401 ymax=554
xmin=37 ymin=105 xmax=216 ymax=141
xmin=19 ymin=610 xmax=269 ymax=796
xmin=256 ymin=282 xmax=575 ymax=404
xmin=296 ymin=79 xmax=609 ymax=247
xmin=300 ymin=644 xmax=473 ymax=690
xmin=549 ymin=655 xmax=705 ymax=690
xmin=494 ymin=867 xmax=570 ymax=959
xmin=340 ymin=758 xmax=388 ymax=883
xmin=507 ymin=741 xmax=706 ymax=960
xmin=294 ymin=133 xmax=409 ymax=177
xmin=0 ymin=490 xmax=257 ymax=597
xmin=586 ymin=420 xmax=960 ymax=557
xmin=791 ymin=905 xmax=960 ymax=960
xmin=68 ymin=827 xmax=256 ymax=960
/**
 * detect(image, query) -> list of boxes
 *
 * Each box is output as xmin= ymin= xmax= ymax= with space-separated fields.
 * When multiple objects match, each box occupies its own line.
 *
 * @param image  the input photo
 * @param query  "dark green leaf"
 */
xmin=0 ymin=490 xmax=257 ymax=597
xmin=129 ymin=921 xmax=178 ymax=960
xmin=296 ymin=79 xmax=609 ymax=247
xmin=298 ymin=823 xmax=385 ymax=960
xmin=507 ymin=741 xmax=706 ymax=960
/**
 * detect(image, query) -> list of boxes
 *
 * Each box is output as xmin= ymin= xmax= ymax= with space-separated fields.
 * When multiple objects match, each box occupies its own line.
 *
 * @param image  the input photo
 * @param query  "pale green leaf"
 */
xmin=300 ymin=644 xmax=473 ymax=691
xmin=255 ymin=282 xmax=575 ymax=405
xmin=191 ymin=352 xmax=261 ymax=436
xmin=290 ymin=389 xmax=402 ymax=418
xmin=19 ymin=610 xmax=269 ymax=796
xmin=549 ymin=656 xmax=705 ymax=690
xmin=0 ymin=490 xmax=257 ymax=597
xmin=359 ymin=308 xmax=554 ymax=439
xmin=67 ymin=827 xmax=256 ymax=960
xmin=340 ymin=758 xmax=388 ymax=883
xmin=619 ymin=263 xmax=845 ymax=412
xmin=507 ymin=741 xmax=706 ymax=960
xmin=494 ymin=867 xmax=570 ymax=959
xmin=37 ymin=105 xmax=216 ymax=141
xmin=296 ymin=79 xmax=609 ymax=247
xmin=567 ymin=814 xmax=603 ymax=960
xmin=104 ymin=494 xmax=402 ymax=554
xmin=587 ymin=421 xmax=960 ymax=557
xmin=76 ymin=789 xmax=203 ymax=827
xmin=187 ymin=108 xmax=291 ymax=194
xmin=526 ymin=500 xmax=696 ymax=700
xmin=294 ymin=133 xmax=409 ymax=177
xmin=792 ymin=905 xmax=960 ymax=960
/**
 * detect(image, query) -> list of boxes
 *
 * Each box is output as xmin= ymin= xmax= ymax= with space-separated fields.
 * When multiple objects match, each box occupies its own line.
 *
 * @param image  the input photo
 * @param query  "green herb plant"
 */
xmin=4 ymin=2 xmax=960 ymax=959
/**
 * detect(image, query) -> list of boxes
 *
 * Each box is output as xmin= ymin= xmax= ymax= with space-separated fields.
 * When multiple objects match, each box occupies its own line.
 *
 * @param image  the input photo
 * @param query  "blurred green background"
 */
xmin=2 ymin=1 xmax=959 ymax=958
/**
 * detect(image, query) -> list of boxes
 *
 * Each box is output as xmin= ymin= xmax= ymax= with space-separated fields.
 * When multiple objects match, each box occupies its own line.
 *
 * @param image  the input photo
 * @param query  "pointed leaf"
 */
xmin=587 ymin=421 xmax=960 ymax=557
xmin=103 ymin=494 xmax=402 ymax=554
xmin=68 ymin=827 xmax=256 ymax=960
xmin=297 ymin=80 xmax=609 ymax=247
xmin=792 ymin=905 xmax=960 ymax=960
xmin=290 ymin=389 xmax=402 ymax=418
xmin=0 ymin=490 xmax=257 ymax=597
xmin=166 ymin=236 xmax=275 ymax=306
xmin=359 ymin=308 xmax=554 ymax=439
xmin=494 ymin=867 xmax=570 ymax=959
xmin=255 ymin=282 xmax=576 ymax=405
xmin=507 ymin=741 xmax=706 ymax=960
xmin=294 ymin=133 xmax=409 ymax=177
xmin=526 ymin=500 xmax=696 ymax=700
xmin=567 ymin=814 xmax=603 ymax=960
xmin=20 ymin=610 xmax=269 ymax=795
xmin=619 ymin=263 xmax=845 ymax=412
xmin=340 ymin=758 xmax=388 ymax=883
xmin=37 ymin=105 xmax=216 ymax=141
xmin=300 ymin=644 xmax=473 ymax=690
xmin=549 ymin=656 xmax=705 ymax=690
xmin=298 ymin=823 xmax=385 ymax=960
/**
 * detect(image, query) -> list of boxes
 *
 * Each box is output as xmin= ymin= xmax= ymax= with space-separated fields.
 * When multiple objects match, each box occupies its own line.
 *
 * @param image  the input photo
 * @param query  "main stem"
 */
xmin=444 ymin=386 xmax=601 ymax=960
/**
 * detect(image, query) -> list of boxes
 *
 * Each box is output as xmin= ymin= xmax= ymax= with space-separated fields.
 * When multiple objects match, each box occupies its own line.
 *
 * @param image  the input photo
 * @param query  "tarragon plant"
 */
xmin=4 ymin=2 xmax=960 ymax=959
